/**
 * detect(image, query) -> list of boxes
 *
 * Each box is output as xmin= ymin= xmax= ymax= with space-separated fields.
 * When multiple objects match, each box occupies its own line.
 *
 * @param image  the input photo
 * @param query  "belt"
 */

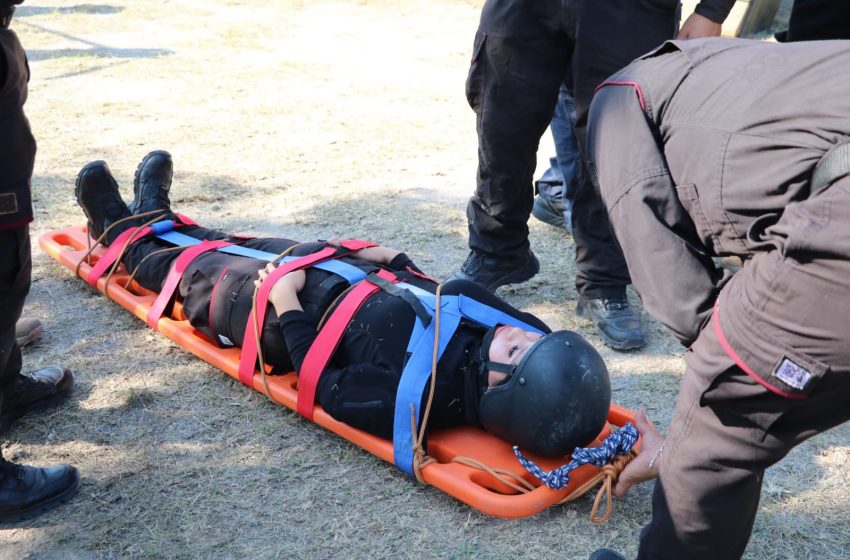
xmin=811 ymin=140 xmax=850 ymax=195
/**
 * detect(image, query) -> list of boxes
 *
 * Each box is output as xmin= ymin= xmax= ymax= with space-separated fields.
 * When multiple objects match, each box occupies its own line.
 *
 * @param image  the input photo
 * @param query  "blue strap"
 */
xmin=390 ymin=286 xmax=546 ymax=476
xmin=393 ymin=298 xmax=462 ymax=475
xmin=154 ymin=228 xmax=367 ymax=285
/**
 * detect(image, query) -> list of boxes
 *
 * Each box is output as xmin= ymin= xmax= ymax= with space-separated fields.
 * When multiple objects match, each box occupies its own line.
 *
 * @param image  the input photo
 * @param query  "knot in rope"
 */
xmin=513 ymin=422 xmax=639 ymax=489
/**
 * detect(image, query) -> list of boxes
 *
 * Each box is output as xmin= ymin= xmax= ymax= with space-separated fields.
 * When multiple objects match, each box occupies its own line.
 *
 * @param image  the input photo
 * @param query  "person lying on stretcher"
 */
xmin=74 ymin=150 xmax=611 ymax=457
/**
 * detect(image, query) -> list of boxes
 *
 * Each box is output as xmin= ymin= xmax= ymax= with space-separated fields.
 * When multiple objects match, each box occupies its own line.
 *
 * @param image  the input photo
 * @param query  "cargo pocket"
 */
xmin=465 ymin=30 xmax=487 ymax=111
xmin=675 ymin=183 xmax=717 ymax=253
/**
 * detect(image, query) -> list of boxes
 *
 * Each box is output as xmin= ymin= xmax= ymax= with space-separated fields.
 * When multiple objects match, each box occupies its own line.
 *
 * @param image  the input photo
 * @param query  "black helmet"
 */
xmin=478 ymin=330 xmax=611 ymax=456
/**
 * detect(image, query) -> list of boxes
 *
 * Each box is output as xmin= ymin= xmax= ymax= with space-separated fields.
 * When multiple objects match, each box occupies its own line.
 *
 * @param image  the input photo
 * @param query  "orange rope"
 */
xmin=251 ymin=244 xmax=301 ymax=403
xmin=557 ymin=450 xmax=637 ymax=524
xmin=75 ymin=210 xmax=168 ymax=281
xmin=123 ymin=246 xmax=185 ymax=289
xmin=411 ymin=283 xmax=443 ymax=484
xmin=103 ymin=213 xmax=170 ymax=296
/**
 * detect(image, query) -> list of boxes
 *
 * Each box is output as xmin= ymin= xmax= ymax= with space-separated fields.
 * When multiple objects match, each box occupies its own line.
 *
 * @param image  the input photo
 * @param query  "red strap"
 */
xmin=146 ymin=240 xmax=233 ymax=330
xmin=86 ymin=226 xmax=155 ymax=287
xmin=173 ymin=213 xmax=199 ymax=226
xmin=237 ymin=247 xmax=339 ymax=386
xmin=338 ymin=239 xmax=376 ymax=251
xmin=296 ymin=268 xmax=398 ymax=419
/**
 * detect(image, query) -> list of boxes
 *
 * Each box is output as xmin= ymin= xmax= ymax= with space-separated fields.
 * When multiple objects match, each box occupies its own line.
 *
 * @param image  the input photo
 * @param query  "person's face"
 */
xmin=486 ymin=326 xmax=542 ymax=387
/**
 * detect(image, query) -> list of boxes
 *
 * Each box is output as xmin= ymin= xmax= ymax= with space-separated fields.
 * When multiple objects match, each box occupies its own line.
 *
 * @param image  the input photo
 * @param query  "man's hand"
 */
xmin=676 ymin=12 xmax=723 ymax=39
xmin=613 ymin=408 xmax=666 ymax=497
xmin=257 ymin=264 xmax=306 ymax=316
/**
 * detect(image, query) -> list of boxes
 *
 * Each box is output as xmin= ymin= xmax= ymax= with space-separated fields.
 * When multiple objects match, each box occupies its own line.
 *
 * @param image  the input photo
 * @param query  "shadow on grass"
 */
xmin=15 ymin=6 xmax=173 ymax=74
xmin=16 ymin=5 xmax=125 ymax=17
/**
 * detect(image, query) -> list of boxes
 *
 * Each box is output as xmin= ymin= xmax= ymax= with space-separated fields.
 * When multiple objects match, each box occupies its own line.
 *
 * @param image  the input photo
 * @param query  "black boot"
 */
xmin=448 ymin=249 xmax=540 ymax=291
xmin=74 ymin=161 xmax=134 ymax=246
xmin=0 ymin=456 xmax=80 ymax=523
xmin=0 ymin=366 xmax=74 ymax=434
xmin=131 ymin=150 xmax=173 ymax=215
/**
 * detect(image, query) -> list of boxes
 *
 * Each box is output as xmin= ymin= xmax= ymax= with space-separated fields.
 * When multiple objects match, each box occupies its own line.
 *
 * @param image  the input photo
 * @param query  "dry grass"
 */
xmin=1 ymin=1 xmax=848 ymax=559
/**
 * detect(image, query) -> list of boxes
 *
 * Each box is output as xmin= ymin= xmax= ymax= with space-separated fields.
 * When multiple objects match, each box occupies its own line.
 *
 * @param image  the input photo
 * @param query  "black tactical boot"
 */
xmin=449 ymin=249 xmax=540 ymax=291
xmin=74 ymin=160 xmax=134 ymax=245
xmin=0 ymin=366 xmax=74 ymax=434
xmin=131 ymin=150 xmax=173 ymax=215
xmin=0 ymin=457 xmax=80 ymax=523
xmin=577 ymin=294 xmax=646 ymax=351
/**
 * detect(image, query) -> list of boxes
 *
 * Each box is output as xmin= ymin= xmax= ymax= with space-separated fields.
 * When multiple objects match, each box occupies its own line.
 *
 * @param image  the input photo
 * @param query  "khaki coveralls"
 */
xmin=587 ymin=38 xmax=850 ymax=559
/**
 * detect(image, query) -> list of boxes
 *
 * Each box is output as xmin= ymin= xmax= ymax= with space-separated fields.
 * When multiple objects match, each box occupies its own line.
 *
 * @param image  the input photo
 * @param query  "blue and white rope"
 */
xmin=513 ymin=423 xmax=639 ymax=489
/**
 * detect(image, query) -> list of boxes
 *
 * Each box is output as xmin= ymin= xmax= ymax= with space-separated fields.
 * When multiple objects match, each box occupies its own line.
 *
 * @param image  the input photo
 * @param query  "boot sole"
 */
xmin=74 ymin=160 xmax=110 ymax=244
xmin=0 ymin=469 xmax=80 ymax=524
xmin=451 ymin=255 xmax=540 ymax=292
xmin=131 ymin=150 xmax=172 ymax=214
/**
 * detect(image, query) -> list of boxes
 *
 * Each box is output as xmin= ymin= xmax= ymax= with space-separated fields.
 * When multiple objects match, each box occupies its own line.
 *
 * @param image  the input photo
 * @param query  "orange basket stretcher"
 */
xmin=40 ymin=224 xmax=637 ymax=519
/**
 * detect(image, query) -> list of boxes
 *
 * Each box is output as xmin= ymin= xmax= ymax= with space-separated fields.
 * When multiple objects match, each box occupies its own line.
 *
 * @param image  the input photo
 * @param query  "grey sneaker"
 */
xmin=532 ymin=181 xmax=571 ymax=233
xmin=449 ymin=250 xmax=540 ymax=291
xmin=577 ymin=295 xmax=645 ymax=351
xmin=14 ymin=318 xmax=43 ymax=347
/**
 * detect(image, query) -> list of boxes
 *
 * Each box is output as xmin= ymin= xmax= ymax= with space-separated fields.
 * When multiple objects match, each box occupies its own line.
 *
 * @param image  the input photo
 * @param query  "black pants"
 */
xmin=119 ymin=222 xmax=360 ymax=369
xmin=785 ymin=0 xmax=850 ymax=41
xmin=0 ymin=226 xmax=31 ymax=440
xmin=464 ymin=0 xmax=679 ymax=298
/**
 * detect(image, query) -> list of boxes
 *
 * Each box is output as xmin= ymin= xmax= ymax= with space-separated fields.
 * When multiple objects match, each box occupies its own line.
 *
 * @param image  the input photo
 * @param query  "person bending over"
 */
xmin=586 ymin=39 xmax=850 ymax=560
xmin=74 ymin=151 xmax=612 ymax=457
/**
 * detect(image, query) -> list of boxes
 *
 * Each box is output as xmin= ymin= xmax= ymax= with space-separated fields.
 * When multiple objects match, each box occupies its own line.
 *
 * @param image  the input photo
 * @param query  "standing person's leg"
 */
xmin=569 ymin=0 xmax=679 ymax=350
xmin=452 ymin=0 xmax=573 ymax=291
xmin=636 ymin=274 xmax=850 ymax=557
xmin=637 ymin=176 xmax=850 ymax=557
xmin=0 ymin=228 xmax=31 ymax=420
xmin=0 ymin=226 xmax=79 ymax=522
xmin=783 ymin=0 xmax=850 ymax=41
xmin=533 ymin=81 xmax=580 ymax=233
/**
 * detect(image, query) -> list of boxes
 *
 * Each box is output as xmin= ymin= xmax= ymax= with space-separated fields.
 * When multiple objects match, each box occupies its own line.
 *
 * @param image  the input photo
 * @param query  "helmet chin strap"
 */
xmin=485 ymin=361 xmax=516 ymax=375
xmin=478 ymin=325 xmax=516 ymax=380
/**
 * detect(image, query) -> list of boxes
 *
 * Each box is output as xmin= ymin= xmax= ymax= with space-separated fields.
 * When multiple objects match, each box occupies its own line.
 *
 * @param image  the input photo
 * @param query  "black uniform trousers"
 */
xmin=784 ymin=0 xmax=850 ymax=41
xmin=464 ymin=0 xmax=679 ymax=298
xmin=638 ymin=176 xmax=850 ymax=559
xmin=0 ymin=226 xmax=31 ymax=439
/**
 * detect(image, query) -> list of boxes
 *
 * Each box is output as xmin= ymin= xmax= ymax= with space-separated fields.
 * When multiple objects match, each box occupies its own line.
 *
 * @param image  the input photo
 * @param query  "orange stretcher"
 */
xmin=40 ymin=224 xmax=638 ymax=519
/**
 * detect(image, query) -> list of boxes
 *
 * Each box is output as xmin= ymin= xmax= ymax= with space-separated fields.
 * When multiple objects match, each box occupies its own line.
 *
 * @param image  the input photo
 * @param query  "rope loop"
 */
xmin=514 ymin=422 xmax=639 ymax=489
